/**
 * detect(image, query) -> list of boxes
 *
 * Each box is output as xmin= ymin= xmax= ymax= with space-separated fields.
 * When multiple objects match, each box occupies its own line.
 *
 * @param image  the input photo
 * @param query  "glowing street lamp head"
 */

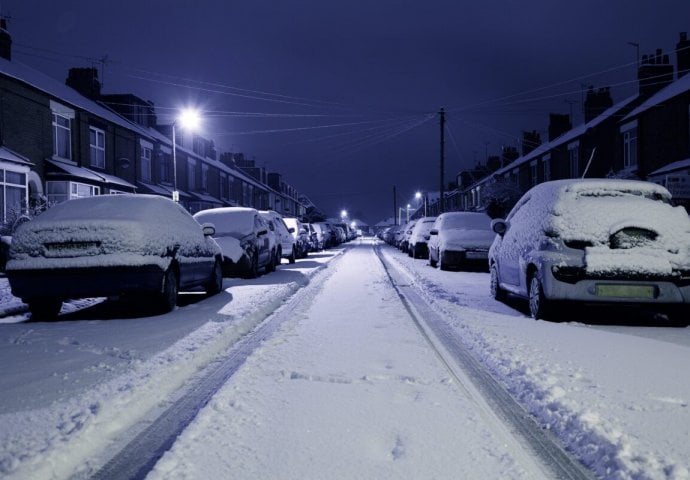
xmin=341 ymin=209 xmax=348 ymax=219
xmin=415 ymin=191 xmax=422 ymax=200
xmin=177 ymin=108 xmax=201 ymax=130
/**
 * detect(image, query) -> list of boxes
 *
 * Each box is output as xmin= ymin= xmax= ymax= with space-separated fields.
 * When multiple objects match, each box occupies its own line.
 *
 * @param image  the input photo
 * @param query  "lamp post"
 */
xmin=415 ymin=191 xmax=427 ymax=217
xmin=171 ymin=108 xmax=201 ymax=202
xmin=406 ymin=204 xmax=411 ymax=223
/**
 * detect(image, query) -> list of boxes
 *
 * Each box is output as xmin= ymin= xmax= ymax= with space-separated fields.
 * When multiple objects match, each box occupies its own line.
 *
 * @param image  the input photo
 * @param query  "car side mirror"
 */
xmin=201 ymin=223 xmax=216 ymax=236
xmin=429 ymin=229 xmax=438 ymax=235
xmin=300 ymin=228 xmax=308 ymax=234
xmin=258 ymin=229 xmax=268 ymax=236
xmin=423 ymin=234 xmax=430 ymax=241
xmin=288 ymin=227 xmax=295 ymax=233
xmin=491 ymin=219 xmax=508 ymax=236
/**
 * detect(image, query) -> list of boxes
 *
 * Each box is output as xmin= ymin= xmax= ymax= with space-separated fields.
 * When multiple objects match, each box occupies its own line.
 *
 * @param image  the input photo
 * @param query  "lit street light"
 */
xmin=172 ymin=108 xmax=201 ymax=202
xmin=415 ymin=191 xmax=427 ymax=216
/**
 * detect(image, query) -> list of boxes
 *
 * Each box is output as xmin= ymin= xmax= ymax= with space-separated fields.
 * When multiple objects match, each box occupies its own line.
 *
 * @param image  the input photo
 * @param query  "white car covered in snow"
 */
xmin=488 ymin=179 xmax=690 ymax=321
xmin=6 ymin=194 xmax=223 ymax=319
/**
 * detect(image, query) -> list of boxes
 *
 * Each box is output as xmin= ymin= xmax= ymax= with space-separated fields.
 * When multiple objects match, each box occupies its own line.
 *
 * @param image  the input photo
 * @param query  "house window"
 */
xmin=52 ymin=113 xmax=72 ymax=160
xmin=159 ymin=149 xmax=172 ymax=184
xmin=0 ymin=168 xmax=27 ymax=223
xmin=187 ymin=158 xmax=197 ymax=191
xmin=219 ymin=172 xmax=229 ymax=200
xmin=46 ymin=181 xmax=99 ymax=204
xmin=89 ymin=127 xmax=106 ymax=169
xmin=201 ymin=163 xmax=209 ymax=192
xmin=140 ymin=145 xmax=152 ymax=182
xmin=623 ymin=128 xmax=638 ymax=168
xmin=543 ymin=155 xmax=551 ymax=181
xmin=568 ymin=143 xmax=579 ymax=178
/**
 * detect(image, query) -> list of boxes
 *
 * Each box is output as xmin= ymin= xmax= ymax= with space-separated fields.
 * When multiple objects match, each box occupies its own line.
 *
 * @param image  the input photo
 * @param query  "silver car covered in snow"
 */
xmin=428 ymin=212 xmax=494 ymax=270
xmin=488 ymin=179 xmax=690 ymax=320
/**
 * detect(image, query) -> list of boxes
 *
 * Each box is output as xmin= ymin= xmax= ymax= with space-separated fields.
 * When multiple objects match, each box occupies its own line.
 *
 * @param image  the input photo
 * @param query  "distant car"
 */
xmin=193 ymin=207 xmax=276 ymax=278
xmin=399 ymin=220 xmax=417 ymax=253
xmin=312 ymin=222 xmax=335 ymax=249
xmin=6 ymin=194 xmax=224 ymax=319
xmin=284 ymin=217 xmax=310 ymax=258
xmin=428 ymin=212 xmax=494 ymax=270
xmin=260 ymin=210 xmax=297 ymax=264
xmin=489 ymin=179 xmax=690 ymax=321
xmin=408 ymin=216 xmax=437 ymax=259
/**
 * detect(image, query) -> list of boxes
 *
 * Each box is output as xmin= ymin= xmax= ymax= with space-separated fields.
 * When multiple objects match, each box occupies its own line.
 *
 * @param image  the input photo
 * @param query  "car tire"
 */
xmin=266 ymin=251 xmax=276 ymax=273
xmin=288 ymin=246 xmax=296 ymax=264
xmin=429 ymin=251 xmax=438 ymax=268
xmin=205 ymin=260 xmax=223 ymax=295
xmin=158 ymin=267 xmax=179 ymax=313
xmin=28 ymin=298 xmax=62 ymax=320
xmin=246 ymin=253 xmax=260 ymax=278
xmin=490 ymin=263 xmax=506 ymax=301
xmin=528 ymin=272 xmax=552 ymax=320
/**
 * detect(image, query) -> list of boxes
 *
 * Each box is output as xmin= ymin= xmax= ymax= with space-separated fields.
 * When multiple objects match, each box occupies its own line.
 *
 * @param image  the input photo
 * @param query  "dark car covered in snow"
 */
xmin=6 ymin=194 xmax=223 ymax=319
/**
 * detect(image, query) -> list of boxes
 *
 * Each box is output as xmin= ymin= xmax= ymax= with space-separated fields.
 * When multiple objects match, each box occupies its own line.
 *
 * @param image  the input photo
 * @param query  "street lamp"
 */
xmin=415 ymin=191 xmax=427 ymax=216
xmin=172 ymin=108 xmax=201 ymax=202
xmin=340 ymin=209 xmax=348 ymax=220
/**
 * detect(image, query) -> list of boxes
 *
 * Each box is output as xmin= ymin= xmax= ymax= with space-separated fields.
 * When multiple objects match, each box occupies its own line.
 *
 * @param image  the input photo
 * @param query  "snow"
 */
xmin=0 ymin=239 xmax=690 ymax=479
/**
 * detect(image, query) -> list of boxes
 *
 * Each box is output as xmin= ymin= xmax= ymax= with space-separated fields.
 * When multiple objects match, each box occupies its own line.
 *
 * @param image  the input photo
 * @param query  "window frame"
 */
xmin=89 ymin=126 xmax=106 ymax=169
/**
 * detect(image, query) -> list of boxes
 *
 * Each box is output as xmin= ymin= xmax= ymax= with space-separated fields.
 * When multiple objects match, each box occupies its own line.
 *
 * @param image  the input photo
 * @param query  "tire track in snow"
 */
xmin=374 ymin=244 xmax=596 ymax=480
xmin=90 ymin=254 xmax=344 ymax=480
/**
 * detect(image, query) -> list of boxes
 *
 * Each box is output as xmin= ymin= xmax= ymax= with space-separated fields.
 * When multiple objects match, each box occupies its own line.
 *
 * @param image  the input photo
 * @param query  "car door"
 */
xmin=494 ymin=195 xmax=532 ymax=288
xmin=254 ymin=215 xmax=271 ymax=265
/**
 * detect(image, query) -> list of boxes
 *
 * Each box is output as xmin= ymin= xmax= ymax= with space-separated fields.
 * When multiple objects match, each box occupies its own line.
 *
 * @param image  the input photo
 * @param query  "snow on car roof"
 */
xmin=34 ymin=194 xmax=186 ymax=222
xmin=193 ymin=207 xmax=258 ymax=237
xmin=526 ymin=179 xmax=690 ymax=275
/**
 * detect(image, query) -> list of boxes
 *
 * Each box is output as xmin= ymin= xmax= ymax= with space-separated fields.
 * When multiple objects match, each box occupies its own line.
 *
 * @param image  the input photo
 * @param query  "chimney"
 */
xmin=548 ymin=113 xmax=571 ymax=141
xmin=677 ymin=32 xmax=690 ymax=79
xmin=65 ymin=67 xmax=102 ymax=100
xmin=0 ymin=17 xmax=11 ymax=61
xmin=521 ymin=130 xmax=541 ymax=156
xmin=638 ymin=48 xmax=674 ymax=96
xmin=584 ymin=86 xmax=613 ymax=123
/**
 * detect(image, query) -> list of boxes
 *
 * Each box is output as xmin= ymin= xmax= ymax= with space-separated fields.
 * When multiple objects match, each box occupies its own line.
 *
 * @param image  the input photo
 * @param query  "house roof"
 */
xmin=46 ymin=159 xmax=136 ymax=190
xmin=623 ymin=73 xmax=690 ymax=120
xmin=479 ymin=94 xmax=639 ymax=185
xmin=0 ymin=146 xmax=32 ymax=166
xmin=0 ymin=57 xmax=154 ymax=141
xmin=648 ymin=158 xmax=690 ymax=176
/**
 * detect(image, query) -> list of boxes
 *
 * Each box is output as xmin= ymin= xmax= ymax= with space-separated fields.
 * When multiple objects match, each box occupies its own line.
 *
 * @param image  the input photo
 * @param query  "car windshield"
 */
xmin=443 ymin=214 xmax=491 ymax=230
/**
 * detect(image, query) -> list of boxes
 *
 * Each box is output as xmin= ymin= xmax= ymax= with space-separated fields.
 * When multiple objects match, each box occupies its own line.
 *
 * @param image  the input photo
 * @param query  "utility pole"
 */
xmin=439 ymin=107 xmax=445 ymax=214
xmin=393 ymin=185 xmax=397 ymax=225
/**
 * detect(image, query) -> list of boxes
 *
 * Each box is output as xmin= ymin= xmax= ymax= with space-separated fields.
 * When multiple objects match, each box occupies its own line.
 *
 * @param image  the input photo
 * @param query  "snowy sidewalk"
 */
xmin=146 ymin=242 xmax=551 ymax=479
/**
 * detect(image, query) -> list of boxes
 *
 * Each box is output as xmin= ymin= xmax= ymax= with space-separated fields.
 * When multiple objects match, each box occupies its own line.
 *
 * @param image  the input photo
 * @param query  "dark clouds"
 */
xmin=6 ymin=0 xmax=690 ymax=223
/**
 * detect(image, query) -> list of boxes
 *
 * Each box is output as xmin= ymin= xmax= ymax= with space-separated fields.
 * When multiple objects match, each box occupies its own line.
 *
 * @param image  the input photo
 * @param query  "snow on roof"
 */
xmin=623 ymin=73 xmax=690 ymax=121
xmin=648 ymin=158 xmax=690 ymax=177
xmin=479 ymin=95 xmax=638 ymax=184
xmin=0 ymin=58 xmax=153 ymax=141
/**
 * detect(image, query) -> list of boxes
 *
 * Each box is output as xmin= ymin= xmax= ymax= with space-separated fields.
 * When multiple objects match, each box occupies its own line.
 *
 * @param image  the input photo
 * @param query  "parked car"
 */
xmin=260 ymin=210 xmax=297 ymax=264
xmin=313 ymin=222 xmax=335 ymax=249
xmin=193 ymin=207 xmax=276 ymax=278
xmin=428 ymin=212 xmax=494 ymax=270
xmin=284 ymin=217 xmax=310 ymax=258
xmin=399 ymin=220 xmax=417 ymax=253
xmin=306 ymin=223 xmax=322 ymax=251
xmin=408 ymin=216 xmax=437 ymax=259
xmin=488 ymin=179 xmax=690 ymax=321
xmin=6 ymin=194 xmax=224 ymax=319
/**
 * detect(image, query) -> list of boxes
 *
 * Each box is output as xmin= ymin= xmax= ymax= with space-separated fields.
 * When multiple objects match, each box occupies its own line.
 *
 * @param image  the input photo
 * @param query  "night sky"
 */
xmin=5 ymin=1 xmax=690 ymax=224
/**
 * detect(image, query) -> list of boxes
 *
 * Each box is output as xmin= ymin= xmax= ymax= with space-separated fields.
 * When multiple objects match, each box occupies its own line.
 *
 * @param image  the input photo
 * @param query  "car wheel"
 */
xmin=266 ymin=251 xmax=276 ymax=273
xmin=275 ymin=247 xmax=282 ymax=267
xmin=490 ymin=263 xmax=506 ymax=301
xmin=528 ymin=272 xmax=552 ymax=320
xmin=205 ymin=260 xmax=223 ymax=295
xmin=288 ymin=246 xmax=296 ymax=264
xmin=28 ymin=298 xmax=62 ymax=320
xmin=158 ymin=267 xmax=179 ymax=313
xmin=246 ymin=253 xmax=260 ymax=278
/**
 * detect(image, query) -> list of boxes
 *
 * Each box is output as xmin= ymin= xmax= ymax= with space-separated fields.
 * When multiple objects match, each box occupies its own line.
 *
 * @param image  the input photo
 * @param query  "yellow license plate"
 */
xmin=595 ymin=284 xmax=656 ymax=299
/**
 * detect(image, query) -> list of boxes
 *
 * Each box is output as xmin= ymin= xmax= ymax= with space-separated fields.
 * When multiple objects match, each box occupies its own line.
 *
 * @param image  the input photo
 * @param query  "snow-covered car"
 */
xmin=284 ymin=217 xmax=310 ymax=258
xmin=193 ymin=207 xmax=276 ymax=278
xmin=488 ymin=179 xmax=690 ymax=320
xmin=428 ymin=212 xmax=494 ymax=270
xmin=6 ymin=194 xmax=224 ymax=319
xmin=399 ymin=220 xmax=417 ymax=254
xmin=408 ymin=216 xmax=437 ymax=259
xmin=312 ymin=222 xmax=335 ymax=249
xmin=260 ymin=210 xmax=296 ymax=264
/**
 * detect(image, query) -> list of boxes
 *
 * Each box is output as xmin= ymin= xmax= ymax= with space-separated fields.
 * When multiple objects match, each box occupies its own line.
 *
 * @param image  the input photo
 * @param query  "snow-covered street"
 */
xmin=1 ymin=238 xmax=690 ymax=479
